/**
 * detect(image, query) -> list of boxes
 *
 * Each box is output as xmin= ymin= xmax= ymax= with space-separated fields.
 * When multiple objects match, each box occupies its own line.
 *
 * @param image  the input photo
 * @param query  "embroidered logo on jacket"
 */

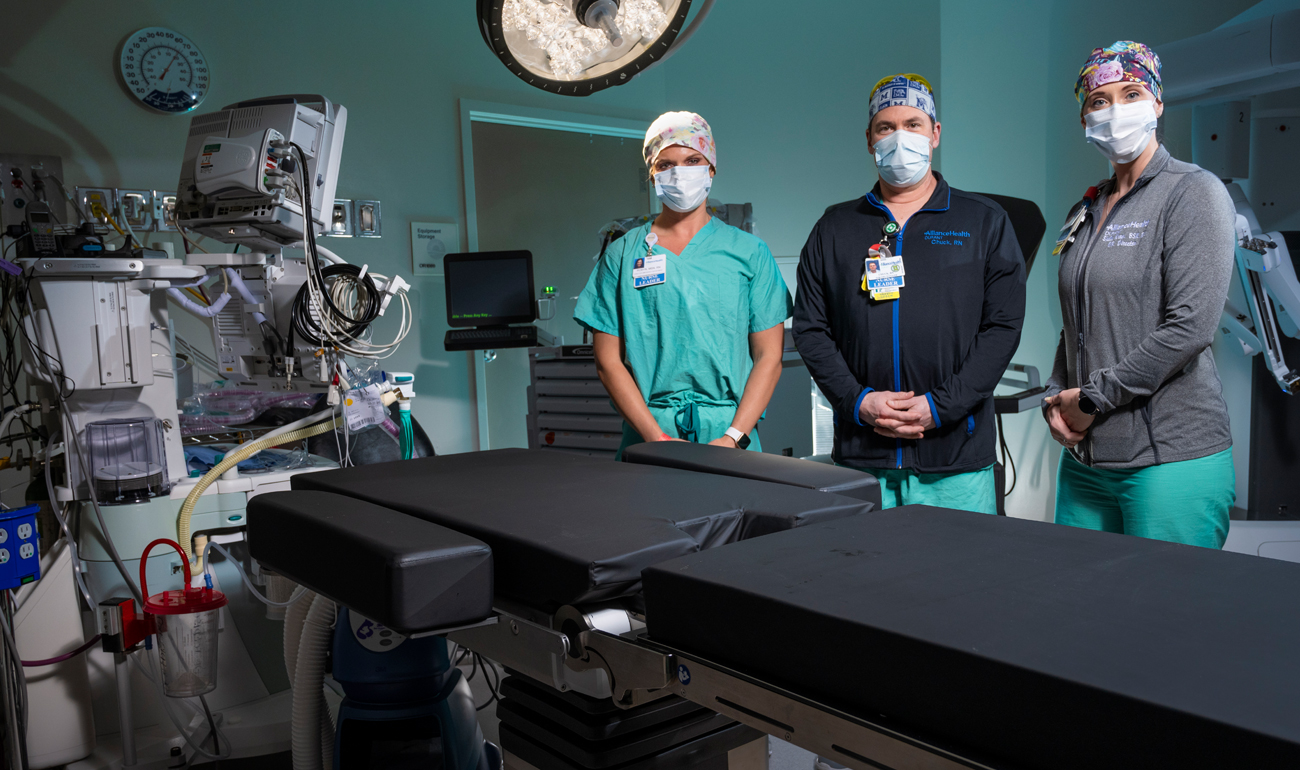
xmin=923 ymin=229 xmax=970 ymax=246
xmin=1102 ymin=220 xmax=1150 ymax=247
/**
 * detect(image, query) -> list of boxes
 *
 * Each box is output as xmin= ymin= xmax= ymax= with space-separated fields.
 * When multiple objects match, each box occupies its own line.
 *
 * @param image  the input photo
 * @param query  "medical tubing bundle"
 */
xmin=200 ymin=541 xmax=307 ymax=608
xmin=292 ymin=595 xmax=335 ymax=770
xmin=290 ymin=262 xmax=380 ymax=345
xmin=177 ymin=409 xmax=343 ymax=563
xmin=283 ymin=589 xmax=315 ymax=689
xmin=287 ymin=147 xmax=411 ymax=359
xmin=167 ymin=286 xmax=231 ymax=317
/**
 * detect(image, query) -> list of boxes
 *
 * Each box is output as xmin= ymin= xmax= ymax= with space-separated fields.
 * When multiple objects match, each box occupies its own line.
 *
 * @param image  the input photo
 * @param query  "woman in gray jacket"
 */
xmin=1042 ymin=41 xmax=1236 ymax=548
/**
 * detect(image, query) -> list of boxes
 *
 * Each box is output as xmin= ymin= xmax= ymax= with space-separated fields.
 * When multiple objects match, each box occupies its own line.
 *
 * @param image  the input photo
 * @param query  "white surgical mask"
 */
xmin=1084 ymin=100 xmax=1159 ymax=165
xmin=654 ymin=164 xmax=713 ymax=213
xmin=873 ymin=129 xmax=933 ymax=187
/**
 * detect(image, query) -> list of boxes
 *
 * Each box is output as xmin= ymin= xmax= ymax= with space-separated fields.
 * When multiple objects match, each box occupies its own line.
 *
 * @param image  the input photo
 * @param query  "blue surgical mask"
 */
xmin=654 ymin=165 xmax=713 ymax=213
xmin=873 ymin=129 xmax=932 ymax=187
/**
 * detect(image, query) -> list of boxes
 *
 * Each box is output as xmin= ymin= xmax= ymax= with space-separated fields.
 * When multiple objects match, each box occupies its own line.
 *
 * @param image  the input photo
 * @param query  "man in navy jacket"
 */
xmin=793 ymin=74 xmax=1026 ymax=514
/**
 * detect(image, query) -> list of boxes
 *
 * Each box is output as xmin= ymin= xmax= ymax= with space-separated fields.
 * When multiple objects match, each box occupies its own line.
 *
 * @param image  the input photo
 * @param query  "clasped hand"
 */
xmin=1042 ymin=387 xmax=1094 ymax=449
xmin=858 ymin=391 xmax=935 ymax=439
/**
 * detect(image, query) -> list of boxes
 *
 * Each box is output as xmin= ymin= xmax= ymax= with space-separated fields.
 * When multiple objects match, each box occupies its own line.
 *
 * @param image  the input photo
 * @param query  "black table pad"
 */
xmin=622 ymin=442 xmax=882 ymax=508
xmin=642 ymin=506 xmax=1300 ymax=769
xmin=247 ymin=490 xmax=493 ymax=633
xmin=290 ymin=449 xmax=872 ymax=609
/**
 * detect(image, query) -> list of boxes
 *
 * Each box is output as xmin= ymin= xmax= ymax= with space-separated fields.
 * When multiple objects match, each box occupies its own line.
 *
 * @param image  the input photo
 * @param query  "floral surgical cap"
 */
xmin=868 ymin=74 xmax=937 ymax=124
xmin=643 ymin=111 xmax=716 ymax=169
xmin=1075 ymin=41 xmax=1163 ymax=104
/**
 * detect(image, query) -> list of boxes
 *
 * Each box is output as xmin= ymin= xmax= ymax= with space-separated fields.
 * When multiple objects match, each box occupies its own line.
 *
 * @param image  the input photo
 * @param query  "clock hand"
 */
xmin=158 ymin=53 xmax=179 ymax=82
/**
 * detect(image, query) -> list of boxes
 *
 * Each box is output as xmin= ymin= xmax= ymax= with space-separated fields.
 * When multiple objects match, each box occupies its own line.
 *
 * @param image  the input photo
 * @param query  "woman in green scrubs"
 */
xmin=575 ymin=111 xmax=793 ymax=458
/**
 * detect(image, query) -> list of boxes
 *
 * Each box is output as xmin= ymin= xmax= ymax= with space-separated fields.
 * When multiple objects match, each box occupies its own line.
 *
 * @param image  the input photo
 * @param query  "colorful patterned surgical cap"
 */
xmin=868 ymin=74 xmax=937 ymax=124
xmin=643 ymin=111 xmax=716 ymax=169
xmin=1075 ymin=41 xmax=1163 ymax=104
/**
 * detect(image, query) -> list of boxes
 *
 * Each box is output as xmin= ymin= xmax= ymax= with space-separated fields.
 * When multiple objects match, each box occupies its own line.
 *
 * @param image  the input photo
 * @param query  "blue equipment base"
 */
xmin=332 ymin=608 xmax=498 ymax=770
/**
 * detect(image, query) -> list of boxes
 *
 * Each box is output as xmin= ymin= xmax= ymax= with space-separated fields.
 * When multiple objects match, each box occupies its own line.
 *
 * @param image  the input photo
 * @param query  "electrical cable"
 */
xmin=287 ymin=145 xmax=412 ymax=361
xmin=44 ymin=435 xmax=94 ymax=608
xmin=0 ymin=600 xmax=28 ymax=741
xmin=993 ymin=416 xmax=1013 ymax=499
xmin=21 ymin=635 xmax=101 ymax=667
xmin=20 ymin=286 xmax=140 ymax=603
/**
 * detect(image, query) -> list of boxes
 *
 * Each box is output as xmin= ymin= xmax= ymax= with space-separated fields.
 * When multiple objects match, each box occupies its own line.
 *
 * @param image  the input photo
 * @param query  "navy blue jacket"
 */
xmin=793 ymin=174 xmax=1026 ymax=473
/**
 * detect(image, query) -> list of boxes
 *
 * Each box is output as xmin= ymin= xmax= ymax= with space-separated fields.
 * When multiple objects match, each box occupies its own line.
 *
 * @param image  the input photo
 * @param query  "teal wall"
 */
xmin=0 ymin=0 xmax=1276 ymax=515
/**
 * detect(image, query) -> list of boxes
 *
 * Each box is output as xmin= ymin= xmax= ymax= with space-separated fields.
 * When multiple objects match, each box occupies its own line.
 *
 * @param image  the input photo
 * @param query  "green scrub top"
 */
xmin=574 ymin=218 xmax=793 ymax=456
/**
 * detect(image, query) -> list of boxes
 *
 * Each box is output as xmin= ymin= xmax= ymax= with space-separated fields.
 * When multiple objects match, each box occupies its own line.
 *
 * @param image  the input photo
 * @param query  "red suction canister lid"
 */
xmin=143 ymin=587 xmax=228 ymax=616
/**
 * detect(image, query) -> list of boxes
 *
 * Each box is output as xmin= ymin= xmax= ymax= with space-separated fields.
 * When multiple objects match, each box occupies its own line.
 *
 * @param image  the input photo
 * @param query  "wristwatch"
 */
xmin=724 ymin=427 xmax=751 ymax=449
xmin=1078 ymin=393 xmax=1101 ymax=416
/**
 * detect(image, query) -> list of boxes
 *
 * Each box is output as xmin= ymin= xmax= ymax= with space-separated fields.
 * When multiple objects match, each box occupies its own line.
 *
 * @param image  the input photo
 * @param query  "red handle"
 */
xmin=139 ymin=538 xmax=191 ymax=600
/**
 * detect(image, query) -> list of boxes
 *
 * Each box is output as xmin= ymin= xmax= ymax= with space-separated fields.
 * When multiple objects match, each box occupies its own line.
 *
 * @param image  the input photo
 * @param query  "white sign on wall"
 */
xmin=411 ymin=222 xmax=459 ymax=276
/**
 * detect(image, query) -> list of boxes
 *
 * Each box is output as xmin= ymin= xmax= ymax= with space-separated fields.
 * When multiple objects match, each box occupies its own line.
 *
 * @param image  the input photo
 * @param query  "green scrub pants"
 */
xmin=1054 ymin=448 xmax=1235 ymax=548
xmin=854 ymin=465 xmax=998 ymax=515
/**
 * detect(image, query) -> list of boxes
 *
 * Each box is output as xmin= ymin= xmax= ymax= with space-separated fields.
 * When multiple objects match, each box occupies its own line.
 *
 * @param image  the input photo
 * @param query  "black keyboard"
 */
xmin=444 ymin=325 xmax=539 ymax=351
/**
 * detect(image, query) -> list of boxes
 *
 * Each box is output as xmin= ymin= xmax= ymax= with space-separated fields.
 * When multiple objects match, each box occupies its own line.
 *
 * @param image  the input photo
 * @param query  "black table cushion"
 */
xmin=248 ymin=490 xmax=493 ymax=633
xmin=622 ymin=442 xmax=882 ymax=509
xmin=642 ymin=506 xmax=1300 ymax=769
xmin=290 ymin=449 xmax=872 ymax=609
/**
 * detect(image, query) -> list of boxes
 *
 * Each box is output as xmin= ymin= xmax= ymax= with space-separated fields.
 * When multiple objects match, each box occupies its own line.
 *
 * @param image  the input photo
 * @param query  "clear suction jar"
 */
xmin=85 ymin=417 xmax=170 ymax=504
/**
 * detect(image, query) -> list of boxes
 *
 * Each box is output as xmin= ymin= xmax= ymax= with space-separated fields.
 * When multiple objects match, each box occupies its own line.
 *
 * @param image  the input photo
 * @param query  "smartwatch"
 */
xmin=724 ymin=427 xmax=751 ymax=449
xmin=1078 ymin=393 xmax=1101 ymax=416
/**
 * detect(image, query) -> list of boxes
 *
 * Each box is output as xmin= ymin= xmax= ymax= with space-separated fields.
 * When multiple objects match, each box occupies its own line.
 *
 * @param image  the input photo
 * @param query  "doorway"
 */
xmin=462 ymin=102 xmax=655 ymax=449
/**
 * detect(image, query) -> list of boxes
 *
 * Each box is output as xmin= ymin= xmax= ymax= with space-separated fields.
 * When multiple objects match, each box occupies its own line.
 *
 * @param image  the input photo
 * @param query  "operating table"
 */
xmin=248 ymin=445 xmax=1300 ymax=770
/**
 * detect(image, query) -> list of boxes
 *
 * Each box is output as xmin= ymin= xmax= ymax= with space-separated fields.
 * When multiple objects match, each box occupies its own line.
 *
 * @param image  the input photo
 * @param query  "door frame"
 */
xmin=459 ymin=99 xmax=655 ymax=450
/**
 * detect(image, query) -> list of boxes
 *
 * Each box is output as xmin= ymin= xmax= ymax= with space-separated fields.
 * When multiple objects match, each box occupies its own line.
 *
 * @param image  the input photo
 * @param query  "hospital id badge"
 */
xmin=1052 ymin=203 xmax=1088 ymax=256
xmin=863 ymin=243 xmax=905 ymax=294
xmin=634 ymin=252 xmax=666 ymax=288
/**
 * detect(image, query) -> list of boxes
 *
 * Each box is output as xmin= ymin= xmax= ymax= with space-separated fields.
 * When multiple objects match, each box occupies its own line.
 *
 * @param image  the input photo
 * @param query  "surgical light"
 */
xmin=478 ymin=0 xmax=703 ymax=96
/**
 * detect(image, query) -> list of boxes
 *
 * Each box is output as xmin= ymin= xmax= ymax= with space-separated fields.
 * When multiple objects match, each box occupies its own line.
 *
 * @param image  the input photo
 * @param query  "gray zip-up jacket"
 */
xmin=1043 ymin=145 xmax=1234 ymax=469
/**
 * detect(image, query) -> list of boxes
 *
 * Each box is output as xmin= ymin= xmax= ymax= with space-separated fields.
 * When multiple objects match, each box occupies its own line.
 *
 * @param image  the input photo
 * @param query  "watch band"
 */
xmin=724 ymin=427 xmax=751 ymax=449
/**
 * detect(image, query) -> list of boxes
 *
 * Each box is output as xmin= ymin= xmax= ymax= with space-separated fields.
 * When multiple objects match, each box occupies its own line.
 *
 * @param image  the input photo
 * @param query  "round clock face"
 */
xmin=119 ymin=27 xmax=209 ymax=114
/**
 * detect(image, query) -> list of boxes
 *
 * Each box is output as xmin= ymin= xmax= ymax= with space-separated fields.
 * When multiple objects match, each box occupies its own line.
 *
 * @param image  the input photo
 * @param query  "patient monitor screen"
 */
xmin=445 ymin=250 xmax=535 ymax=327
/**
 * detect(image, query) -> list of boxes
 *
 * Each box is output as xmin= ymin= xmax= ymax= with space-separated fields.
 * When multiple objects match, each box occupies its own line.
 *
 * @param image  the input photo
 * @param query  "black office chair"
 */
xmin=972 ymin=193 xmax=1048 ymax=516
xmin=974 ymin=192 xmax=1047 ymax=277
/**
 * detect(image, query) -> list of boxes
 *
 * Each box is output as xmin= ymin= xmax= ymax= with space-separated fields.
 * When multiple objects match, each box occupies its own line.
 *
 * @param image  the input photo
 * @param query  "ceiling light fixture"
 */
xmin=477 ymin=0 xmax=715 ymax=96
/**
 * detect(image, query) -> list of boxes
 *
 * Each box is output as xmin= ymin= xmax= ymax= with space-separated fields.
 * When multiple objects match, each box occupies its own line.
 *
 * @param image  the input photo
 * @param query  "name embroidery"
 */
xmin=1103 ymin=219 xmax=1150 ymax=247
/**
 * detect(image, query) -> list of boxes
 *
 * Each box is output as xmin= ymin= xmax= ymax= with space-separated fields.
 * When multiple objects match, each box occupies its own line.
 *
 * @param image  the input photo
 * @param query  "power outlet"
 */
xmin=117 ymin=189 xmax=155 ymax=231
xmin=76 ymin=187 xmax=115 ymax=226
xmin=0 ymin=154 xmax=67 ymax=231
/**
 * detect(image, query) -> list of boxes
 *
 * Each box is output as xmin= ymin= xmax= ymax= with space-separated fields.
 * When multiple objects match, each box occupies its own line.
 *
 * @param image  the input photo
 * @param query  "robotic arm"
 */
xmin=1219 ymin=183 xmax=1300 ymax=393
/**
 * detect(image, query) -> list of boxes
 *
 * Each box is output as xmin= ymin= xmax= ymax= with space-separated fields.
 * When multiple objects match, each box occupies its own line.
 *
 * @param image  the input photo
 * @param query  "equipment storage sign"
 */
xmin=411 ymin=222 xmax=458 ymax=277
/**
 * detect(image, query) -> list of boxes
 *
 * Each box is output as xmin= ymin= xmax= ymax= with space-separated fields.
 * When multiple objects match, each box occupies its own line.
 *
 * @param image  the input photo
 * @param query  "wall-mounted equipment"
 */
xmin=356 ymin=200 xmax=382 ymax=238
xmin=118 ymin=27 xmax=210 ymax=114
xmin=477 ymin=0 xmax=714 ymax=96
xmin=174 ymin=95 xmax=347 ymax=252
xmin=328 ymin=199 xmax=354 ymax=237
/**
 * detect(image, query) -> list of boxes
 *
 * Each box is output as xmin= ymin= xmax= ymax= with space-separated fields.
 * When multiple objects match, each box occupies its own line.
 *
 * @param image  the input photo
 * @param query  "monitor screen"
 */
xmin=444 ymin=250 xmax=536 ymax=327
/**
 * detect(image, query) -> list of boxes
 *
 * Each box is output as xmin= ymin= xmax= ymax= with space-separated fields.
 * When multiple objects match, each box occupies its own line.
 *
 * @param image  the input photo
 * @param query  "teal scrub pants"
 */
xmin=1054 ymin=448 xmax=1235 ymax=548
xmin=854 ymin=465 xmax=998 ymax=515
